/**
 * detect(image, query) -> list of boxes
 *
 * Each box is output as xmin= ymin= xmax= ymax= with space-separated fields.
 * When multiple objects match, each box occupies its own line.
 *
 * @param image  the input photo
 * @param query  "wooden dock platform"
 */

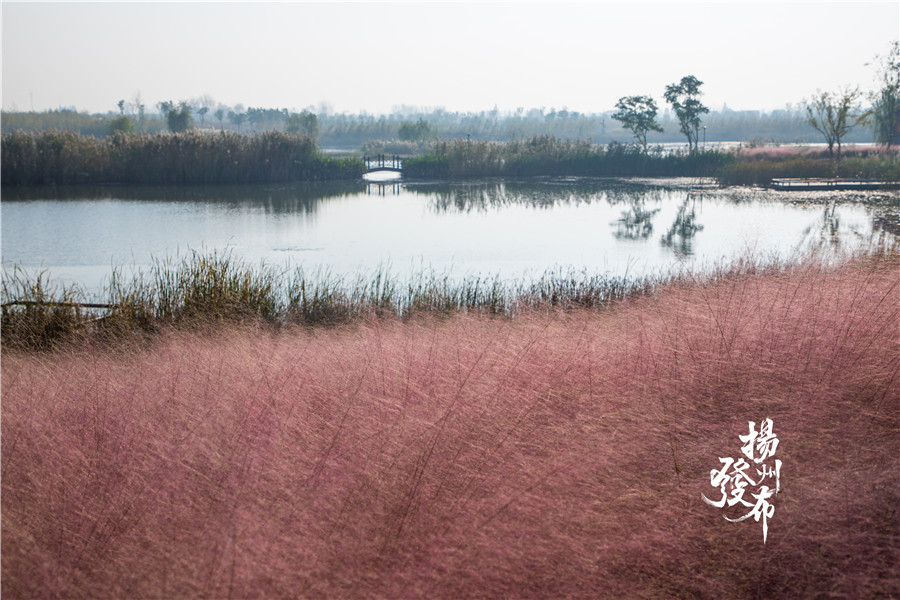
xmin=768 ymin=178 xmax=900 ymax=191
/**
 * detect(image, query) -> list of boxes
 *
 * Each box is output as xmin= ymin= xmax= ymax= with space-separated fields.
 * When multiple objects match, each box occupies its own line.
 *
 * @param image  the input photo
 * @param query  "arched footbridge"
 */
xmin=363 ymin=154 xmax=403 ymax=175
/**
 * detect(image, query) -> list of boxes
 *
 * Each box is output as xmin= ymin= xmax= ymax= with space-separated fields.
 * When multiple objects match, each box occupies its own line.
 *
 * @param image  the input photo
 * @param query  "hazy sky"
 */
xmin=2 ymin=1 xmax=898 ymax=115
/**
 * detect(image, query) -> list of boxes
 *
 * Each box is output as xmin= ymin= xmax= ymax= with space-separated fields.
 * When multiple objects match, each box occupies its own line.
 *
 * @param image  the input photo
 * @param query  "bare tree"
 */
xmin=131 ymin=91 xmax=146 ymax=131
xmin=804 ymin=87 xmax=863 ymax=159
xmin=868 ymin=41 xmax=900 ymax=148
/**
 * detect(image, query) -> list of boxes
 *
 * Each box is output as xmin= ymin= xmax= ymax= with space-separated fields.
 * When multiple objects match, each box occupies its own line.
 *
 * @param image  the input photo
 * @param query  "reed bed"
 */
xmin=403 ymin=137 xmax=731 ymax=179
xmin=716 ymin=149 xmax=900 ymax=186
xmin=0 ymin=130 xmax=365 ymax=186
xmin=5 ymin=131 xmax=898 ymax=187
xmin=403 ymin=137 xmax=900 ymax=185
xmin=1 ymin=251 xmax=659 ymax=350
xmin=2 ymin=249 xmax=897 ymax=598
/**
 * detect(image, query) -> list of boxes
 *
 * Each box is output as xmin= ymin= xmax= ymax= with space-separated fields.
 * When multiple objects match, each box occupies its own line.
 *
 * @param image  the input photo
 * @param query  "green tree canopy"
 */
xmin=398 ymin=118 xmax=437 ymax=142
xmin=228 ymin=109 xmax=247 ymax=132
xmin=664 ymin=75 xmax=709 ymax=152
xmin=285 ymin=110 xmax=319 ymax=138
xmin=158 ymin=100 xmax=194 ymax=133
xmin=612 ymin=95 xmax=663 ymax=151
xmin=108 ymin=115 xmax=135 ymax=135
xmin=109 ymin=100 xmax=135 ymax=134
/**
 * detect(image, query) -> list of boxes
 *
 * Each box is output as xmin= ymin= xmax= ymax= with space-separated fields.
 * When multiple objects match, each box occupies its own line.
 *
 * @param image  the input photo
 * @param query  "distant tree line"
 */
xmin=2 ymin=41 xmax=895 ymax=153
xmin=0 ymin=103 xmax=874 ymax=149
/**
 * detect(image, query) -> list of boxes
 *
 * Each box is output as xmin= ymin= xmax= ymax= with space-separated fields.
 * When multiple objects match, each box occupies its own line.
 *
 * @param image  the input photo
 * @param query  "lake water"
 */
xmin=2 ymin=177 xmax=895 ymax=299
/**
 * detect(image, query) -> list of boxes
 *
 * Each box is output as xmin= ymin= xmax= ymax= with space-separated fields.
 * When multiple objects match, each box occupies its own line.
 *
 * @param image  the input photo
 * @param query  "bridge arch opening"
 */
xmin=363 ymin=170 xmax=402 ymax=182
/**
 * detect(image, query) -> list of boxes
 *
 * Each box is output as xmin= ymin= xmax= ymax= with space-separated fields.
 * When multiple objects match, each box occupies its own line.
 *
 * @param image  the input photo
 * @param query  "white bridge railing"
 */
xmin=363 ymin=154 xmax=403 ymax=171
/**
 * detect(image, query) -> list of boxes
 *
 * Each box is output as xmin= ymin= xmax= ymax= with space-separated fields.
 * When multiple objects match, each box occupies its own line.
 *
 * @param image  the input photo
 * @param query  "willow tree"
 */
xmin=612 ymin=95 xmax=663 ymax=151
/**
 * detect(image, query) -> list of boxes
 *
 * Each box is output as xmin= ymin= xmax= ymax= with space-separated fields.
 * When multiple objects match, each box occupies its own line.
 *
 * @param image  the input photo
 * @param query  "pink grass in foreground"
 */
xmin=2 ymin=254 xmax=898 ymax=598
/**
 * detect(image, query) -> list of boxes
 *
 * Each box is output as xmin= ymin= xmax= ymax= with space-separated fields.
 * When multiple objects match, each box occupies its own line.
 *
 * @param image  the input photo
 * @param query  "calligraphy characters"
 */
xmin=702 ymin=418 xmax=782 ymax=543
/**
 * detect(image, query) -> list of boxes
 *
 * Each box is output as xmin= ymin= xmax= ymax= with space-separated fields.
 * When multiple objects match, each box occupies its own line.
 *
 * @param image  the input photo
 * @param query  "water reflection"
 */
xmin=821 ymin=202 xmax=842 ymax=248
xmin=612 ymin=201 xmax=660 ymax=241
xmin=1 ymin=181 xmax=367 ymax=216
xmin=405 ymin=180 xmax=895 ymax=257
xmin=798 ymin=200 xmax=877 ymax=250
xmin=406 ymin=180 xmax=626 ymax=212
xmin=410 ymin=182 xmax=550 ymax=212
xmin=873 ymin=213 xmax=900 ymax=237
xmin=660 ymin=195 xmax=705 ymax=257
xmin=366 ymin=181 xmax=403 ymax=196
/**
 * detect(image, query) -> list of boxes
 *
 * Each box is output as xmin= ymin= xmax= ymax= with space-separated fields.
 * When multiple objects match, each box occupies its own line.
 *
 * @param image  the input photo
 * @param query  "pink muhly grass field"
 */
xmin=2 ymin=254 xmax=898 ymax=599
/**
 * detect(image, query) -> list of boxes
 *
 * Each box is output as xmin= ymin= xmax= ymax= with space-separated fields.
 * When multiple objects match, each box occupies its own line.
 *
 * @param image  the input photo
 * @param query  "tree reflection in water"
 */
xmin=407 ymin=180 xmax=895 ymax=258
xmin=660 ymin=194 xmax=704 ymax=257
xmin=612 ymin=201 xmax=661 ymax=240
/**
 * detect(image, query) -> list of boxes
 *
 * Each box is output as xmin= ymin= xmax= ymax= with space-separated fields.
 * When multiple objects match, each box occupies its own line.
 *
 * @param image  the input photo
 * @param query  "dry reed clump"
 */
xmin=2 ymin=251 xmax=659 ymax=350
xmin=0 ymin=266 xmax=88 ymax=350
xmin=2 ymin=251 xmax=286 ymax=350
xmin=2 ymin=253 xmax=898 ymax=598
